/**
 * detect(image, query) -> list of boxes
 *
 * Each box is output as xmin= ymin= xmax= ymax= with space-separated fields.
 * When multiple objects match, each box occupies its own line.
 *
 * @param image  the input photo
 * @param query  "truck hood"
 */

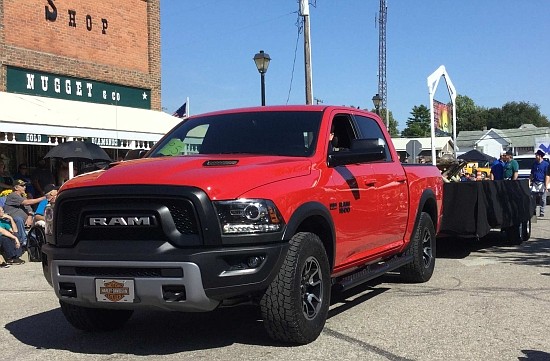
xmin=61 ymin=155 xmax=312 ymax=200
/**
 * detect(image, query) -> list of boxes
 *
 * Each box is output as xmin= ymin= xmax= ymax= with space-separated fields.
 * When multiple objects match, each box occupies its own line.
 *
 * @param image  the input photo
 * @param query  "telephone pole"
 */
xmin=377 ymin=0 xmax=388 ymax=128
xmin=300 ymin=0 xmax=313 ymax=104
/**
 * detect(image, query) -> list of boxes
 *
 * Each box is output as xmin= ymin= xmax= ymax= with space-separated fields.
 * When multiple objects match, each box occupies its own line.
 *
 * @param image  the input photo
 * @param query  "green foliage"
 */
xmin=401 ymin=105 xmax=431 ymax=137
xmin=456 ymin=95 xmax=485 ymax=131
xmin=371 ymin=108 xmax=399 ymax=137
xmin=455 ymin=96 xmax=549 ymax=131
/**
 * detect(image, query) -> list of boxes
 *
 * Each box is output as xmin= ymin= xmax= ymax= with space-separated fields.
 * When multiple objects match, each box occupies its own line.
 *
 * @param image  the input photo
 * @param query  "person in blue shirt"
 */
xmin=490 ymin=153 xmax=505 ymax=180
xmin=530 ymin=149 xmax=550 ymax=217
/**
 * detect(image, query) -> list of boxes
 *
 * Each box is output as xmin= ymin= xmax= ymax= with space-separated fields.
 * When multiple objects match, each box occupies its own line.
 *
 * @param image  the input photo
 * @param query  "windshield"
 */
xmin=149 ymin=111 xmax=322 ymax=157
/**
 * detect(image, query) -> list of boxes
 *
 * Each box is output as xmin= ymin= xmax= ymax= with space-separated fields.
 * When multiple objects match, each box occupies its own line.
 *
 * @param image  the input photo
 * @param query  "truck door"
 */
xmin=327 ymin=113 xmax=380 ymax=267
xmin=354 ymin=115 xmax=409 ymax=247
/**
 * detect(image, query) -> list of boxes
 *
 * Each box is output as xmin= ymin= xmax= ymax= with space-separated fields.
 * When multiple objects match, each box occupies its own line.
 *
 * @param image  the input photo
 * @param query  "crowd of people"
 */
xmin=0 ymin=159 xmax=59 ymax=268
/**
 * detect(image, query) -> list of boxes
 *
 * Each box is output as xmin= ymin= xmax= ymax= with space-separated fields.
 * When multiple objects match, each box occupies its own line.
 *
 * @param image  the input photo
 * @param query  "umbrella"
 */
xmin=44 ymin=141 xmax=112 ymax=162
xmin=44 ymin=141 xmax=112 ymax=179
xmin=457 ymin=149 xmax=496 ymax=163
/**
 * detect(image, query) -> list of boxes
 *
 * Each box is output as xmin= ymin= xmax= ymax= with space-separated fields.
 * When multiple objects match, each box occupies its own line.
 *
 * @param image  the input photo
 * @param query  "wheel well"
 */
xmin=422 ymin=196 xmax=438 ymax=229
xmin=295 ymin=215 xmax=334 ymax=270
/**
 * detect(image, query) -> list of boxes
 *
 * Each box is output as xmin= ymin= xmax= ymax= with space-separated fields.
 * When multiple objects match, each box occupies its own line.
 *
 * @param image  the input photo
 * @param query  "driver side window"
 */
xmin=354 ymin=115 xmax=391 ymax=161
xmin=330 ymin=115 xmax=356 ymax=152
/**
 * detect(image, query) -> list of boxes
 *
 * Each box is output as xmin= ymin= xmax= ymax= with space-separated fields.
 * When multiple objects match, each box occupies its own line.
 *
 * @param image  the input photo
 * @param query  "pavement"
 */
xmin=0 ymin=218 xmax=549 ymax=360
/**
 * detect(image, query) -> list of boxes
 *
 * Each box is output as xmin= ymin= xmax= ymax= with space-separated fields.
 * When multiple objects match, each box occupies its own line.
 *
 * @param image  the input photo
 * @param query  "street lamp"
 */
xmin=253 ymin=50 xmax=271 ymax=106
xmin=372 ymin=93 xmax=382 ymax=115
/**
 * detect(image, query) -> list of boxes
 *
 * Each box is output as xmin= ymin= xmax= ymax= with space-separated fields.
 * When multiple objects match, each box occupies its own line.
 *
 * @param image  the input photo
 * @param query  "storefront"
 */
xmin=1 ymin=0 xmax=169 ymax=185
xmin=0 ymin=87 xmax=179 ymax=183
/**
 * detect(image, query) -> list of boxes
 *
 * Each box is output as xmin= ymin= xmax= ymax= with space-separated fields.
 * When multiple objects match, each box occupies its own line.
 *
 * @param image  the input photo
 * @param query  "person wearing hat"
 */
xmin=530 ymin=149 xmax=549 ymax=217
xmin=34 ymin=184 xmax=59 ymax=225
xmin=3 ymin=179 xmax=48 ymax=247
xmin=503 ymin=150 xmax=519 ymax=180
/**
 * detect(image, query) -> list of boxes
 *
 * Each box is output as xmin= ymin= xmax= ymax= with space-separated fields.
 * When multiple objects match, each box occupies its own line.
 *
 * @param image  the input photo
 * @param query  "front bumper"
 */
xmin=42 ymin=241 xmax=288 ymax=311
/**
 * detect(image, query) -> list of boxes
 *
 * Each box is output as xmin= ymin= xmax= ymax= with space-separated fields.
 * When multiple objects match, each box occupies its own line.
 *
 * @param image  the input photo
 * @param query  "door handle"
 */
xmin=365 ymin=179 xmax=377 ymax=187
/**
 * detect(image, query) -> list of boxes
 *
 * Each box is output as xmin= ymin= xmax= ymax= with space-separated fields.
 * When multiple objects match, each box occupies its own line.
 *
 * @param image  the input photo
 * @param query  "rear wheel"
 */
xmin=260 ymin=232 xmax=330 ymax=344
xmin=400 ymin=212 xmax=436 ymax=283
xmin=59 ymin=301 xmax=133 ymax=331
xmin=505 ymin=218 xmax=531 ymax=245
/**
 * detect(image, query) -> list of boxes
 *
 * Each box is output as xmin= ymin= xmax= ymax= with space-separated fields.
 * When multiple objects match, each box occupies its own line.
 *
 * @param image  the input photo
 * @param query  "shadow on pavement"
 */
xmin=5 ymin=305 xmax=286 ymax=354
xmin=5 ymin=283 xmax=393 ymax=353
xmin=437 ymin=231 xmax=550 ymax=268
xmin=518 ymin=349 xmax=550 ymax=360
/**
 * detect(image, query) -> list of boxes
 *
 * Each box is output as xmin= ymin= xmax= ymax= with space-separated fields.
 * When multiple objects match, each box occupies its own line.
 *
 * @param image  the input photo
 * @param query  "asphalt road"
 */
xmin=1 ymin=220 xmax=549 ymax=361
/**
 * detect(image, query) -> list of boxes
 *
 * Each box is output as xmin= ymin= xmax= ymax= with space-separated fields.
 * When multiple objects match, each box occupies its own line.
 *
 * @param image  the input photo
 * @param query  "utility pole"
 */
xmin=300 ymin=0 xmax=313 ymax=105
xmin=377 ymin=0 xmax=388 ymax=128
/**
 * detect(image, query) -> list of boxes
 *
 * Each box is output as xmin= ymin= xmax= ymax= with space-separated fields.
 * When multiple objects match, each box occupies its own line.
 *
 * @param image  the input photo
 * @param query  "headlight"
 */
xmin=214 ymin=199 xmax=284 ymax=234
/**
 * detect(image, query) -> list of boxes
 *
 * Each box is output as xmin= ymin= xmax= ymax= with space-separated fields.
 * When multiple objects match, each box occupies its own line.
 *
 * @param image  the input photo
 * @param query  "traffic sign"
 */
xmin=406 ymin=140 xmax=422 ymax=163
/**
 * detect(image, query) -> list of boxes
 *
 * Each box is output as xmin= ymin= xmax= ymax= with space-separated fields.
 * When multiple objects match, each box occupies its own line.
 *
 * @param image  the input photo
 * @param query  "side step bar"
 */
xmin=333 ymin=254 xmax=414 ymax=291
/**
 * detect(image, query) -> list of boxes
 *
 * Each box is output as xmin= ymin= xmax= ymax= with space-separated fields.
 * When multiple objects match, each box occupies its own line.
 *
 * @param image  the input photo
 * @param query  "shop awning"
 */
xmin=0 ymin=91 xmax=181 ymax=144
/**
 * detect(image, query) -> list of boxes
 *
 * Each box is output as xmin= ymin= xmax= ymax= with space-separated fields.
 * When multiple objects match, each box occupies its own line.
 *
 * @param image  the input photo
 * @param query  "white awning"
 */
xmin=0 ymin=91 xmax=181 ymax=144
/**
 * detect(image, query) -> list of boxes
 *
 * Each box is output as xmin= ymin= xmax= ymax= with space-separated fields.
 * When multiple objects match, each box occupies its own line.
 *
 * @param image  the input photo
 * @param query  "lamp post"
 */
xmin=253 ymin=50 xmax=271 ymax=106
xmin=372 ymin=93 xmax=382 ymax=115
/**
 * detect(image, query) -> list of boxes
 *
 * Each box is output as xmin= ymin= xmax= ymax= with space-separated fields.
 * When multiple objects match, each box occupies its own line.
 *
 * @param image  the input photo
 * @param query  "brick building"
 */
xmin=0 ymin=0 xmax=178 ymax=181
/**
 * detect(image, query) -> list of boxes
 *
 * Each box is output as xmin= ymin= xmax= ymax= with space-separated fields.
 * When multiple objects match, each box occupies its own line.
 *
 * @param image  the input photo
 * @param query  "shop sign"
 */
xmin=6 ymin=67 xmax=151 ymax=109
xmin=88 ymin=138 xmax=121 ymax=147
xmin=15 ymin=133 xmax=49 ymax=143
xmin=45 ymin=0 xmax=109 ymax=35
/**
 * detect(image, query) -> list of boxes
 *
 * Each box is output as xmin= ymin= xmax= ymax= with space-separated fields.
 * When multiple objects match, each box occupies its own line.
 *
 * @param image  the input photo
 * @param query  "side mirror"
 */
xmin=124 ymin=149 xmax=147 ymax=161
xmin=328 ymin=138 xmax=386 ymax=167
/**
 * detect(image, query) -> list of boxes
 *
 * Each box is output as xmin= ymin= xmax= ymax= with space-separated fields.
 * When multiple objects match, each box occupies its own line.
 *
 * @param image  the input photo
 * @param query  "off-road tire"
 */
xmin=60 ymin=301 xmax=133 ymax=331
xmin=260 ymin=232 xmax=330 ymax=344
xmin=400 ymin=212 xmax=436 ymax=283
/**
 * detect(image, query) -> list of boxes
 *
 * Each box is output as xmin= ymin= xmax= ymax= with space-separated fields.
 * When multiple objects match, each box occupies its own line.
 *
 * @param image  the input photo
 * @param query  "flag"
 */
xmin=172 ymin=102 xmax=187 ymax=118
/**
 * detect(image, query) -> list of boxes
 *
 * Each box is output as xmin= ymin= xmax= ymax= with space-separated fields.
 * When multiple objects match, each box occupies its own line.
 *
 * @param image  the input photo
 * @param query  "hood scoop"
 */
xmin=203 ymin=160 xmax=239 ymax=166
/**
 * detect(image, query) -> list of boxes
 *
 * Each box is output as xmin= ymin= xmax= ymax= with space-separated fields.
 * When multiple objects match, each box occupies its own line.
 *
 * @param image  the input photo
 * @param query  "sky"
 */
xmin=160 ymin=0 xmax=550 ymax=130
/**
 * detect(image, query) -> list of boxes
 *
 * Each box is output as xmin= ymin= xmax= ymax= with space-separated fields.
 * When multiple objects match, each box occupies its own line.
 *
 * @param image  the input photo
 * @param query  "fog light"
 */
xmin=247 ymin=256 xmax=264 ymax=268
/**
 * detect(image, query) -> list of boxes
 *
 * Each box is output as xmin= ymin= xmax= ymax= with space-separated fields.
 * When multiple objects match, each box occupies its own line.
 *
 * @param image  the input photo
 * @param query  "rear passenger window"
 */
xmin=354 ymin=115 xmax=391 ymax=161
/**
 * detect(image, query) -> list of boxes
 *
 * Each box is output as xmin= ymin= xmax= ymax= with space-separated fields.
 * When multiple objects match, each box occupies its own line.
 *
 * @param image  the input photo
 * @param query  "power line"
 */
xmin=286 ymin=14 xmax=303 ymax=104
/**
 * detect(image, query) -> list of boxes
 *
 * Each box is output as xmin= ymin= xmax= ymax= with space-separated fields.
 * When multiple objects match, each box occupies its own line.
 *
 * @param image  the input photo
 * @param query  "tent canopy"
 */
xmin=457 ymin=149 xmax=496 ymax=163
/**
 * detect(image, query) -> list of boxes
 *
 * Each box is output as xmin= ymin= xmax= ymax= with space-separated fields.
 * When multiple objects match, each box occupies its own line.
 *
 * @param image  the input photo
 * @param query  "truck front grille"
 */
xmin=58 ymin=198 xmax=199 ymax=237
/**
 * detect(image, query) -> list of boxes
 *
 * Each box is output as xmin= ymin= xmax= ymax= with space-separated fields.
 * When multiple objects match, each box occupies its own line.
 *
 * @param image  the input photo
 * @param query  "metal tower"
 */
xmin=377 ymin=0 xmax=387 ymax=111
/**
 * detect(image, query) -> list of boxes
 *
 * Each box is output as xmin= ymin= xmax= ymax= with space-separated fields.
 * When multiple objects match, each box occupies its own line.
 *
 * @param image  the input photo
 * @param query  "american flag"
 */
xmin=172 ymin=102 xmax=187 ymax=118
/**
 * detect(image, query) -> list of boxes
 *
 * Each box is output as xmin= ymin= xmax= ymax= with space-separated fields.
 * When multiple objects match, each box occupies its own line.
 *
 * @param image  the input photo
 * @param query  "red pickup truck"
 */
xmin=41 ymin=105 xmax=443 ymax=344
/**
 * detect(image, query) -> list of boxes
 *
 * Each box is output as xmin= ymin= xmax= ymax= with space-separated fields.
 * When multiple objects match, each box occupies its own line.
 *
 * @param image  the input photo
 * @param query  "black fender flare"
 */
xmin=282 ymin=201 xmax=336 ymax=268
xmin=408 ymin=188 xmax=438 ymax=246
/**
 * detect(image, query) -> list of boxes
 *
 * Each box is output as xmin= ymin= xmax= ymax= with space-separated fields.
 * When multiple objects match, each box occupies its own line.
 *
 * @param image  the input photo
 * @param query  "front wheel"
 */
xmin=400 ymin=212 xmax=436 ymax=283
xmin=260 ymin=232 xmax=330 ymax=344
xmin=59 ymin=301 xmax=133 ymax=331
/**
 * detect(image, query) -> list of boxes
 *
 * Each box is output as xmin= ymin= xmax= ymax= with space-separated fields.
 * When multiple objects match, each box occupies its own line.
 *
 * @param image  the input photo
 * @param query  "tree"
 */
xmin=401 ymin=105 xmax=430 ymax=137
xmin=370 ymin=108 xmax=399 ymax=137
xmin=456 ymin=94 xmax=486 ymax=131
xmin=496 ymin=101 xmax=549 ymax=128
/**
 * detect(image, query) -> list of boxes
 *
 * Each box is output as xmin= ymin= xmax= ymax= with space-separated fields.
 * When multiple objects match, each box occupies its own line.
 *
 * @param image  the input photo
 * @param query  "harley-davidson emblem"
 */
xmin=99 ymin=281 xmax=129 ymax=302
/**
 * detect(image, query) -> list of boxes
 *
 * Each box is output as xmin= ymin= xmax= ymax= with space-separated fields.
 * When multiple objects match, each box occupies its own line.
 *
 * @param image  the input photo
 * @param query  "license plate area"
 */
xmin=95 ymin=278 xmax=135 ymax=303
